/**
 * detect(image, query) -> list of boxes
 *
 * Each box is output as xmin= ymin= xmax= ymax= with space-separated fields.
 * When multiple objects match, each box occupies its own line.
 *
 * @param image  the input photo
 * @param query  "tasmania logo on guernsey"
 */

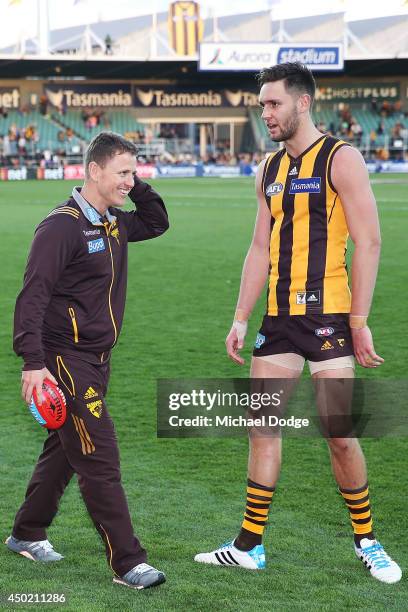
xmin=289 ymin=177 xmax=321 ymax=194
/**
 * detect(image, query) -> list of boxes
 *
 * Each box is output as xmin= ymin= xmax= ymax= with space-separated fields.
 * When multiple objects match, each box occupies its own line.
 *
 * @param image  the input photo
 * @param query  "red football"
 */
xmin=29 ymin=379 xmax=67 ymax=429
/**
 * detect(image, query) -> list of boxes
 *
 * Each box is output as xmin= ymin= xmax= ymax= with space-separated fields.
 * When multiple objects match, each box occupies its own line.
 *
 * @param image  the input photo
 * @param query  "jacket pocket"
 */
xmin=68 ymin=307 xmax=79 ymax=343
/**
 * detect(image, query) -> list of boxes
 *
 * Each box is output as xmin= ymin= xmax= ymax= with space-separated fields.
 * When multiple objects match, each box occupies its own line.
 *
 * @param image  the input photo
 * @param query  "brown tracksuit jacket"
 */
xmin=13 ymin=178 xmax=169 ymax=370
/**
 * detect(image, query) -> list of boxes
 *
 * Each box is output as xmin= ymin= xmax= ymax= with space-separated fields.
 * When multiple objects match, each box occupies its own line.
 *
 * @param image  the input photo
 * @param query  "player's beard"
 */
xmin=270 ymin=109 xmax=300 ymax=142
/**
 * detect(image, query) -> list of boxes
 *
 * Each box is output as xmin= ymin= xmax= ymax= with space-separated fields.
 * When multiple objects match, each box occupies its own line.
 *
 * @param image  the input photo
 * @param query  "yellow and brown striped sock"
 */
xmin=234 ymin=478 xmax=275 ymax=551
xmin=339 ymin=482 xmax=374 ymax=546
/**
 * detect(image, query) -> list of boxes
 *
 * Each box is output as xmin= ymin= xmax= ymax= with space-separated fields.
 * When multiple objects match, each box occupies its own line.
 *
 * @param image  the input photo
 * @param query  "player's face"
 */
xmin=94 ymin=152 xmax=136 ymax=207
xmin=259 ymin=80 xmax=301 ymax=142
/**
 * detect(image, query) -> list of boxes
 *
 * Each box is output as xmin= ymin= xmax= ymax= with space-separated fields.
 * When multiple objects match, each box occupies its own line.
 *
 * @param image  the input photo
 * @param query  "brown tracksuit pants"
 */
xmin=12 ymin=351 xmax=146 ymax=577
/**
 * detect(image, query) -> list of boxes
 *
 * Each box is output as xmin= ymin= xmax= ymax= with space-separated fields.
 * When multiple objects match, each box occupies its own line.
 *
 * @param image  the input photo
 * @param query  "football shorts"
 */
xmin=252 ymin=314 xmax=354 ymax=366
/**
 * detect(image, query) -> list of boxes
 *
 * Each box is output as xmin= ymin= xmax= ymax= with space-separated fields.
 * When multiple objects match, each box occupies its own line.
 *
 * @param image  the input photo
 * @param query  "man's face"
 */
xmin=90 ymin=151 xmax=136 ymax=207
xmin=259 ymin=80 xmax=303 ymax=142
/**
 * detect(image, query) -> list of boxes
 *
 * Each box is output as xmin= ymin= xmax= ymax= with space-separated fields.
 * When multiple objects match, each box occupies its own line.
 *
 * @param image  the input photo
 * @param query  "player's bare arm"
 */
xmin=331 ymin=145 xmax=383 ymax=368
xmin=226 ymin=159 xmax=271 ymax=365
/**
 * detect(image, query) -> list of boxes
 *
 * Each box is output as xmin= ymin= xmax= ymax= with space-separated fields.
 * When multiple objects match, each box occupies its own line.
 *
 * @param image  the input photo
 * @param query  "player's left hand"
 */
xmin=351 ymin=326 xmax=384 ymax=368
xmin=226 ymin=320 xmax=248 ymax=365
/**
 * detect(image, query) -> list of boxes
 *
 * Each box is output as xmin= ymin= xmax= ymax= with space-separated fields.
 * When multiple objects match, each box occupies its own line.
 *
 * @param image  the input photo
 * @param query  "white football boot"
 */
xmin=194 ymin=540 xmax=265 ymax=570
xmin=355 ymin=538 xmax=402 ymax=584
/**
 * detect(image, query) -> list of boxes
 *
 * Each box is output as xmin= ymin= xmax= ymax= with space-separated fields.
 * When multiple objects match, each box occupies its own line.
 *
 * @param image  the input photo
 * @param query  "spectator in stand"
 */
xmin=8 ymin=124 xmax=17 ymax=141
xmin=17 ymin=134 xmax=26 ymax=155
xmin=39 ymin=95 xmax=48 ymax=116
xmin=338 ymin=102 xmax=352 ymax=124
xmin=105 ymin=34 xmax=113 ymax=55
xmin=376 ymin=147 xmax=389 ymax=161
xmin=380 ymin=100 xmax=392 ymax=117
xmin=25 ymin=125 xmax=35 ymax=142
xmin=3 ymin=133 xmax=10 ymax=157
xmin=399 ymin=123 xmax=408 ymax=140
xmin=392 ymin=123 xmax=404 ymax=139
xmin=102 ymin=113 xmax=110 ymax=129
xmin=394 ymin=100 xmax=403 ymax=116
xmin=350 ymin=117 xmax=363 ymax=146
xmin=377 ymin=120 xmax=385 ymax=135
xmin=327 ymin=120 xmax=336 ymax=135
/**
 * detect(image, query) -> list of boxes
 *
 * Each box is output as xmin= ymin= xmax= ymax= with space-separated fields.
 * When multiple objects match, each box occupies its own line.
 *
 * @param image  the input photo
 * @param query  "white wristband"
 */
xmin=233 ymin=319 xmax=248 ymax=343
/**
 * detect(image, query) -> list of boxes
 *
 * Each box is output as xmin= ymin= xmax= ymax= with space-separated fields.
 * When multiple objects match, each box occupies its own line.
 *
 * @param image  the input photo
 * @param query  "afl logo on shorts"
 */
xmin=315 ymin=327 xmax=334 ymax=337
xmin=265 ymin=182 xmax=283 ymax=197
xmin=255 ymin=333 xmax=266 ymax=348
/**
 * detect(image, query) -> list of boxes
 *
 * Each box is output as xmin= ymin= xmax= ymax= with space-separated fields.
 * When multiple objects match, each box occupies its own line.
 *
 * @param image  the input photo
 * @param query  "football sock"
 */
xmin=339 ymin=482 xmax=375 ymax=546
xmin=234 ymin=478 xmax=275 ymax=551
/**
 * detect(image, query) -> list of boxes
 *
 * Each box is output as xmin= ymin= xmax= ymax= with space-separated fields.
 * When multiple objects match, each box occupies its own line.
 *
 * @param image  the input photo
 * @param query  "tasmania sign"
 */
xmin=44 ymin=84 xmax=132 ymax=108
xmin=133 ymin=87 xmax=259 ymax=107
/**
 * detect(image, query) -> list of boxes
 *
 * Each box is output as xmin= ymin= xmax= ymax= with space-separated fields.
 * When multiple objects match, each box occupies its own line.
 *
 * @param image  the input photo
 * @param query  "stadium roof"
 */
xmin=0 ymin=7 xmax=407 ymax=84
xmin=1 ymin=9 xmax=408 ymax=60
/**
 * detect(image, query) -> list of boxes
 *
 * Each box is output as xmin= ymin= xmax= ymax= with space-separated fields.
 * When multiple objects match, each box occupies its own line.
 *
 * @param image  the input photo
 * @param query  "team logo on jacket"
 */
xmin=265 ymin=182 xmax=283 ymax=197
xmin=315 ymin=327 xmax=334 ymax=337
xmin=111 ymin=227 xmax=120 ymax=245
xmin=86 ymin=400 xmax=103 ymax=418
xmin=289 ymin=177 xmax=321 ymax=194
xmin=255 ymin=333 xmax=266 ymax=349
xmin=88 ymin=238 xmax=105 ymax=253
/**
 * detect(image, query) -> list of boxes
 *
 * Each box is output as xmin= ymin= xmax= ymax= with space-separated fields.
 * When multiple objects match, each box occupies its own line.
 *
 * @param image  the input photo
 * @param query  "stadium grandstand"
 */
xmin=0 ymin=1 xmax=407 ymax=177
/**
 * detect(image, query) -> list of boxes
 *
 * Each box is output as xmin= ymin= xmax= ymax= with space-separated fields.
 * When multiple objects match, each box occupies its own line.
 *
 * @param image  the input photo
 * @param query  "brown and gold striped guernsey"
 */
xmin=262 ymin=135 xmax=351 ymax=316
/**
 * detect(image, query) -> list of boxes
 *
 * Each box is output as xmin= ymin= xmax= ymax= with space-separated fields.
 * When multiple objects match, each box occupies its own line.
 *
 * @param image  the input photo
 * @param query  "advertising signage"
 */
xmin=316 ymin=83 xmax=400 ymax=101
xmin=133 ymin=87 xmax=259 ymax=108
xmin=44 ymin=84 xmax=132 ymax=108
xmin=199 ymin=42 xmax=343 ymax=72
xmin=0 ymin=87 xmax=20 ymax=108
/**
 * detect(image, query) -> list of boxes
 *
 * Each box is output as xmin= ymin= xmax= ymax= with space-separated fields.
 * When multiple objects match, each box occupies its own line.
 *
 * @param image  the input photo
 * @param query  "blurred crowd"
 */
xmin=0 ymin=123 xmax=39 ymax=156
xmin=80 ymin=109 xmax=110 ymax=130
xmin=313 ymin=100 xmax=408 ymax=161
xmin=1 ymin=102 xmax=407 ymax=167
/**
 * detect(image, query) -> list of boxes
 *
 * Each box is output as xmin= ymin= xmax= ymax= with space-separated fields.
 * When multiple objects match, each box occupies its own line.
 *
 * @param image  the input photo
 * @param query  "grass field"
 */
xmin=0 ymin=176 xmax=407 ymax=611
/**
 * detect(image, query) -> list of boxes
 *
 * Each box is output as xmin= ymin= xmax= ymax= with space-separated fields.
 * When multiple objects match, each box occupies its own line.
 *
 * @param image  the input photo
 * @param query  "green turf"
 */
xmin=0 ymin=177 xmax=407 ymax=611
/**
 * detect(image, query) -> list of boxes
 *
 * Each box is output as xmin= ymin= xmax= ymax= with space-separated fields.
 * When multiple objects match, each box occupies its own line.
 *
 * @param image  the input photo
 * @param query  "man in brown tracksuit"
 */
xmin=7 ymin=132 xmax=169 ymax=590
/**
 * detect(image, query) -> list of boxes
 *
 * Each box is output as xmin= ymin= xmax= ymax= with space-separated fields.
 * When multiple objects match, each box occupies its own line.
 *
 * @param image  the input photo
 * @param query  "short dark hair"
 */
xmin=257 ymin=62 xmax=316 ymax=103
xmin=84 ymin=131 xmax=137 ymax=176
